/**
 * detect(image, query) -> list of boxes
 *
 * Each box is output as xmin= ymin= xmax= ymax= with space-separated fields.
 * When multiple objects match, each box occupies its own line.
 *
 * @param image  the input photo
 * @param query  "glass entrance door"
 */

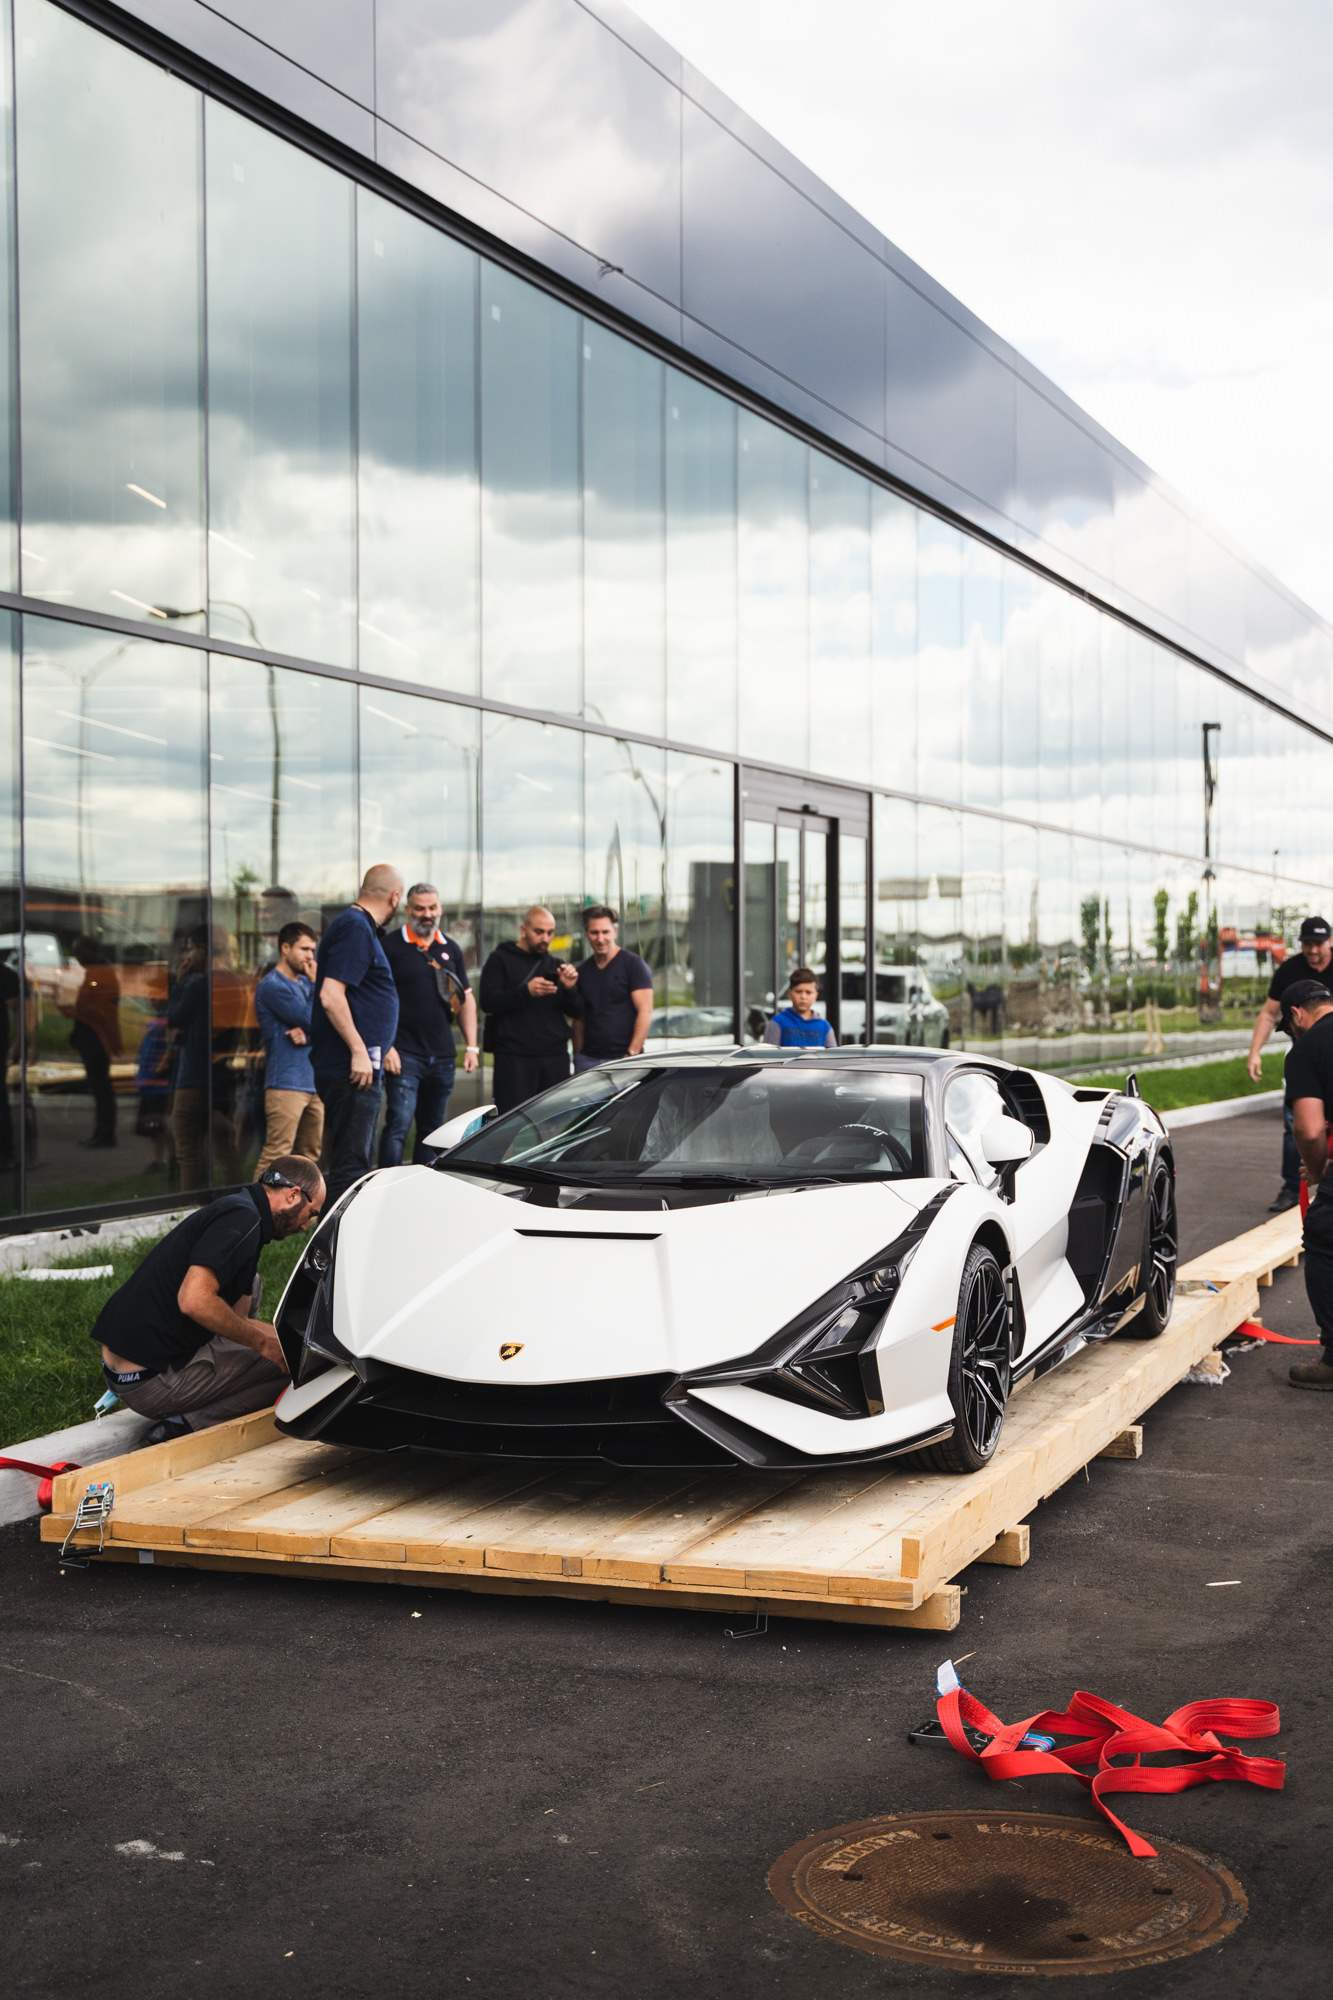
xmin=744 ymin=810 xmax=848 ymax=1040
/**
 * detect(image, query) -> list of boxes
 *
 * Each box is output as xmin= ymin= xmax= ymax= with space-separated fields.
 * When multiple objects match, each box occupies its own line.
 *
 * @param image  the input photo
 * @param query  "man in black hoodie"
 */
xmin=479 ymin=906 xmax=584 ymax=1114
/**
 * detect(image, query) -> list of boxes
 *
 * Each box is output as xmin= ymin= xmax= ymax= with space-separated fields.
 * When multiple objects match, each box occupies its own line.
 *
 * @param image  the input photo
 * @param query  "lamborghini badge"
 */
xmin=499 ymin=1343 xmax=524 ymax=1361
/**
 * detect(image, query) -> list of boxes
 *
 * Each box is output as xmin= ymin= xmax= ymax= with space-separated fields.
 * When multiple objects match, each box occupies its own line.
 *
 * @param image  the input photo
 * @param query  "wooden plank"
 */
xmin=972 ymin=1525 xmax=1029 ymax=1567
xmin=1097 ymin=1426 xmax=1143 ymax=1460
xmin=74 ymin=1543 xmax=962 ymax=1629
xmin=330 ymin=1462 xmax=564 ymax=1562
xmin=583 ymin=1472 xmax=803 ymax=1583
xmin=482 ymin=1471 xmax=708 ymax=1576
xmin=50 ymin=1409 xmax=279 ymax=1516
xmin=185 ymin=1457 xmax=402 ymax=1551
xmin=663 ymin=1467 xmax=902 ymax=1592
xmin=110 ymin=1440 xmax=360 ymax=1545
xmin=1180 ymin=1209 xmax=1302 ymax=1287
xmin=428 ymin=1466 xmax=642 ymax=1571
xmin=248 ymin=1458 xmax=473 ymax=1556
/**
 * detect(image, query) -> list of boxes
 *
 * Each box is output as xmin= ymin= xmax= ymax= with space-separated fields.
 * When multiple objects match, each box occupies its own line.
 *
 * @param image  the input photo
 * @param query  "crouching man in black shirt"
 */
xmin=93 ymin=1154 xmax=324 ymax=1442
xmin=1282 ymin=980 xmax=1333 ymax=1389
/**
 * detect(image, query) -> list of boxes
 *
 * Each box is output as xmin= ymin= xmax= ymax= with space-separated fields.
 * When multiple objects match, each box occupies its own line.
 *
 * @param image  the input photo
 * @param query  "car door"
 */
xmin=942 ymin=1068 xmax=1073 ymax=1354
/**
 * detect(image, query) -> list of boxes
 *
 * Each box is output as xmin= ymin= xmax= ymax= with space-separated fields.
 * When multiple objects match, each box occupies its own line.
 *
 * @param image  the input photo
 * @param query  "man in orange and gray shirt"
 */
xmin=379 ymin=881 xmax=479 ymax=1165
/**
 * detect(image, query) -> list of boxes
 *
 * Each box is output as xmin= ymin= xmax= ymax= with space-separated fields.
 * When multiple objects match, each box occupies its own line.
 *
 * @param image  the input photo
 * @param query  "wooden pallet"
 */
xmin=42 ymin=1208 xmax=1302 ymax=1631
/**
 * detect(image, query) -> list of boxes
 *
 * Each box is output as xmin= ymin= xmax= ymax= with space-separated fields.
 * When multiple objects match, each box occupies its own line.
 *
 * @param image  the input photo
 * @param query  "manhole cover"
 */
xmin=769 ymin=1811 xmax=1246 ymax=1975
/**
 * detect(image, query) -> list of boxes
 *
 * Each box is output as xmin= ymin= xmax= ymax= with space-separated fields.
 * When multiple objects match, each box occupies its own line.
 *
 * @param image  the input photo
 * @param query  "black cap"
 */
xmin=1299 ymin=916 xmax=1331 ymax=942
xmin=1283 ymin=978 xmax=1333 ymax=1012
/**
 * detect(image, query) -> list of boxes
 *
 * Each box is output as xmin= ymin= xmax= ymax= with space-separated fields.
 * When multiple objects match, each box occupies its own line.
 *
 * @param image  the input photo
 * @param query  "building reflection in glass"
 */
xmin=20 ymin=617 xmax=206 ymax=1212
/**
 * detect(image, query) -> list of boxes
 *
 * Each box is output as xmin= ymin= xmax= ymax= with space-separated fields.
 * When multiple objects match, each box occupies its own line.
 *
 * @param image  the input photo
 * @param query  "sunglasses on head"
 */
xmin=258 ymin=1168 xmax=316 ymax=1203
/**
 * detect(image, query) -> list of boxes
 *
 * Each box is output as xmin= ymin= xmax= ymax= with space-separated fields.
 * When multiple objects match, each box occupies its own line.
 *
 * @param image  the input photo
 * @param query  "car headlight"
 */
xmin=680 ymin=1242 xmax=918 ymax=1420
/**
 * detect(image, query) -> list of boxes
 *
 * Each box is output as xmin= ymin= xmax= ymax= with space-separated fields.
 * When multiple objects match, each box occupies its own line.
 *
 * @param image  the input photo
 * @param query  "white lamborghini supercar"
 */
xmin=272 ymin=1049 xmax=1177 ymax=1476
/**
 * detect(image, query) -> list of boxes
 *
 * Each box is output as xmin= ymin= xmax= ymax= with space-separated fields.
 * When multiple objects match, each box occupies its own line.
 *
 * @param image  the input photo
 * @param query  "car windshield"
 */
xmin=443 ymin=1063 xmax=926 ymax=1184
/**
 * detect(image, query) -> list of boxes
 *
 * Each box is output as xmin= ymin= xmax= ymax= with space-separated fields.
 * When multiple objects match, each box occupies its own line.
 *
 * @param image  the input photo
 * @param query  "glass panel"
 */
xmin=916 ymin=517 xmax=963 ymax=802
xmin=1099 ymin=618 xmax=1130 ymax=847
xmin=1001 ymin=562 xmax=1040 ymax=825
xmin=21 ymin=618 xmax=206 ymax=1212
xmin=206 ymin=103 xmax=355 ymax=664
xmin=1038 ymin=829 xmax=1078 ymax=1053
xmin=872 ymin=490 xmax=916 ymax=794
xmin=583 ymin=734 xmax=665 ymax=984
xmin=210 ymin=658 xmax=357 ymax=1177
xmin=359 ymin=686 xmax=482 ymax=1116
xmin=809 ymin=456 xmax=871 ymax=781
xmin=962 ymin=814 xmax=1004 ymax=1050
xmin=0 ymin=614 xmax=17 ymax=1211
xmin=803 ymin=825 xmax=828 ymax=994
xmin=583 ymin=327 xmax=664 ymax=736
xmin=1000 ymin=821 xmax=1041 ymax=1063
xmin=1127 ymin=634 xmax=1157 ymax=852
xmin=665 ymin=369 xmax=736 ymax=750
xmin=356 ymin=188 xmax=478 ymax=688
xmin=17 ymin=0 xmax=201 ymax=624
xmin=738 ymin=413 xmax=809 ymax=770
xmin=479 ymin=266 xmax=581 ymax=713
xmin=1037 ymin=581 xmax=1071 ymax=827
xmin=872 ymin=793 xmax=916 ymax=1046
xmin=1069 ymin=600 xmax=1101 ymax=838
xmin=663 ymin=750 xmax=734 ymax=1045
xmin=480 ymin=710 xmax=583 ymax=972
xmin=917 ymin=804 xmax=963 ymax=1047
xmin=777 ymin=823 xmax=801 ymax=1001
xmin=838 ymin=831 xmax=867 ymax=1044
xmin=0 ymin=4 xmax=17 ymax=589
xmin=962 ymin=541 xmax=1003 ymax=812
xmin=742 ymin=818 xmax=774 ymax=1042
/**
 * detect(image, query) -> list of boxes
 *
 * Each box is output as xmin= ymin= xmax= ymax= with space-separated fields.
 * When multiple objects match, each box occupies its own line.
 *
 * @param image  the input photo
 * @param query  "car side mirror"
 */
xmin=980 ymin=1114 xmax=1034 ymax=1165
xmin=425 ymin=1102 xmax=498 ymax=1152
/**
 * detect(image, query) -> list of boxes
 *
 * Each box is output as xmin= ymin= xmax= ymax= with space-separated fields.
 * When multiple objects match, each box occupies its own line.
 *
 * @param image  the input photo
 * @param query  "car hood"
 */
xmin=331 ymin=1167 xmax=932 ymax=1384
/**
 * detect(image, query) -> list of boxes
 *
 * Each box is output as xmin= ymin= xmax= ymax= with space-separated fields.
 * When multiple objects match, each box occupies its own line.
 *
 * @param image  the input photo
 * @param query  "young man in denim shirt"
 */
xmin=253 ymin=921 xmax=323 ymax=1176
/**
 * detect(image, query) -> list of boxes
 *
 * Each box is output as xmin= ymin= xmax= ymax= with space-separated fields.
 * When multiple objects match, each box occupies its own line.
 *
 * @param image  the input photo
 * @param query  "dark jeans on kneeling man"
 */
xmin=379 ymin=1053 xmax=455 ymax=1166
xmin=317 ymin=1071 xmax=384 ymax=1207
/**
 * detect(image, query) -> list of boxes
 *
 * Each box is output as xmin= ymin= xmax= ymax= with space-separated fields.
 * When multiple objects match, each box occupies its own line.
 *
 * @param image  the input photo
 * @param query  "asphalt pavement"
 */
xmin=2 ymin=1104 xmax=1329 ymax=2000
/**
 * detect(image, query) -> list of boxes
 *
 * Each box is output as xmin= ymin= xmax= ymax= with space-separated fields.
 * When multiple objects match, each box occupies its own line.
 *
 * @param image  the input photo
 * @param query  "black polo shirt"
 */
xmin=383 ymin=926 xmax=470 ymax=1063
xmin=1285 ymin=1011 xmax=1333 ymax=1119
xmin=1269 ymin=954 xmax=1333 ymax=1035
xmin=92 ymin=1186 xmax=274 ymax=1372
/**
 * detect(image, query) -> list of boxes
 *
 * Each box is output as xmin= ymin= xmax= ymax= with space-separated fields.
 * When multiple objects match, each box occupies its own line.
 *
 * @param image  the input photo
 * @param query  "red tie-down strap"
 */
xmin=937 ymin=1680 xmax=1284 ymax=1856
xmin=1232 ymin=1319 xmax=1321 ymax=1346
xmin=0 ymin=1456 xmax=81 ymax=1511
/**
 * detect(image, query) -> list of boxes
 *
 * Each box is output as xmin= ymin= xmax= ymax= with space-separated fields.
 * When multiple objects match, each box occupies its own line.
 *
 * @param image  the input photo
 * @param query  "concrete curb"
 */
xmin=1 ymin=1409 xmax=153 ymax=1527
xmin=1160 ymin=1090 xmax=1284 ymax=1131
xmin=0 ymin=1207 xmax=195 ymax=1275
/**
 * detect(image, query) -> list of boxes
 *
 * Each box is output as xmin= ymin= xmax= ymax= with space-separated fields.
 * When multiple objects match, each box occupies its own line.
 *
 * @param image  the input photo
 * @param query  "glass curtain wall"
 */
xmin=2 ymin=0 xmax=1333 ymax=1226
xmin=0 ymin=613 xmax=17 ymax=1213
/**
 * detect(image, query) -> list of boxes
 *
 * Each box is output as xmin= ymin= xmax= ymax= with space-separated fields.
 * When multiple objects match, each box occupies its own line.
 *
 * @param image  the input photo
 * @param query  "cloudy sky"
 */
xmin=631 ymin=0 xmax=1333 ymax=623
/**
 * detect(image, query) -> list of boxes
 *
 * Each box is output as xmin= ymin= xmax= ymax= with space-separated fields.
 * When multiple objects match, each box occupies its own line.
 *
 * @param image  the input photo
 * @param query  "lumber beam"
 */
xmin=1098 ymin=1426 xmax=1144 ymax=1460
xmin=973 ymin=1525 xmax=1029 ymax=1567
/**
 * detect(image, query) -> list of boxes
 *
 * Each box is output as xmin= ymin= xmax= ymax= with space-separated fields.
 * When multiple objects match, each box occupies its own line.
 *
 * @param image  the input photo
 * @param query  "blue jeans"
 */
xmin=379 ymin=1054 xmax=456 ymax=1167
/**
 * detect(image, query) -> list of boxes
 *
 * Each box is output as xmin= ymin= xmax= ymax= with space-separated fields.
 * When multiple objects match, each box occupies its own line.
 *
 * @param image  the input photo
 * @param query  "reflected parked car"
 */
xmin=840 ymin=964 xmax=950 ymax=1047
xmin=646 ymin=1005 xmax=736 ymax=1044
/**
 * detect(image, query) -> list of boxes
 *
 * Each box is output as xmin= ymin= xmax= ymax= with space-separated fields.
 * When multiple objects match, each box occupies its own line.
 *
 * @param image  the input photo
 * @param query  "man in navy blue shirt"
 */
xmin=573 ymin=906 xmax=655 ymax=1070
xmin=379 ymin=881 xmax=480 ymax=1166
xmin=253 ymin=920 xmax=322 ymax=1176
xmin=311 ymin=864 xmax=404 ymax=1205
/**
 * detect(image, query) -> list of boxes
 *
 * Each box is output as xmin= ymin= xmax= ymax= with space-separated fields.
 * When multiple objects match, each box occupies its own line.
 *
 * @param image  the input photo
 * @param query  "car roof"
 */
xmin=628 ymin=1045 xmax=1018 ymax=1079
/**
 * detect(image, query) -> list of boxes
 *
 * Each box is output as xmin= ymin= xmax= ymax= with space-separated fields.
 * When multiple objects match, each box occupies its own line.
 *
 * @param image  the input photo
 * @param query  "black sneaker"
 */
xmin=1269 ymin=1186 xmax=1300 ymax=1213
xmin=1289 ymin=1358 xmax=1333 ymax=1391
xmin=141 ymin=1417 xmax=193 ymax=1447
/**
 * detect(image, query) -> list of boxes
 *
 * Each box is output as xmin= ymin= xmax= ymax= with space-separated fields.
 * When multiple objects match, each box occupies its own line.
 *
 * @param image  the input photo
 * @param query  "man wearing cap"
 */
xmin=1281 ymin=981 xmax=1333 ymax=1388
xmin=1246 ymin=916 xmax=1333 ymax=1212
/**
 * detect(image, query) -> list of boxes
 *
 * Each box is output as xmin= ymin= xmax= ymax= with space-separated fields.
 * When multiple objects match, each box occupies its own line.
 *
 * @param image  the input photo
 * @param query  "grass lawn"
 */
xmin=0 ymin=1229 xmax=307 ymax=1448
xmin=1074 ymin=1048 xmax=1284 ymax=1113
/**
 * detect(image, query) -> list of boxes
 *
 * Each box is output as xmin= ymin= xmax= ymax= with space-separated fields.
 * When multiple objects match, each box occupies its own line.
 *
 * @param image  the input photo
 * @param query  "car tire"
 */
xmin=919 ymin=1242 xmax=1011 ymax=1474
xmin=1124 ymin=1158 xmax=1177 ymax=1338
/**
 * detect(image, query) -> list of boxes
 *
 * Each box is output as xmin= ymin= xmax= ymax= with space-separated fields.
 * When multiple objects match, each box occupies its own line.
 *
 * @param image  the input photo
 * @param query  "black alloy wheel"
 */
xmin=1128 ymin=1158 xmax=1178 ymax=1338
xmin=922 ymin=1242 xmax=1011 ymax=1474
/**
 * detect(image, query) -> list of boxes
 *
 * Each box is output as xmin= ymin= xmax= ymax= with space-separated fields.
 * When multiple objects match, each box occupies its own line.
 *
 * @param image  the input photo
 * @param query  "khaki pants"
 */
xmin=113 ymin=1334 xmax=286 ymax=1430
xmin=255 ymin=1088 xmax=324 ymax=1177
